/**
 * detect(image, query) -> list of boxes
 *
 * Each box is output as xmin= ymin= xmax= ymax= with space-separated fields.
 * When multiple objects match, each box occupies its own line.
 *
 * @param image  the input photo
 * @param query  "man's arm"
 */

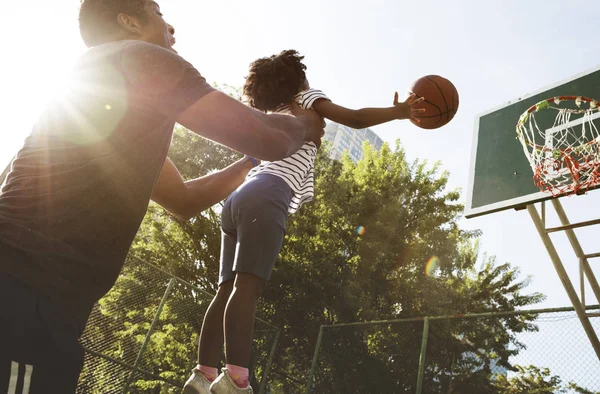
xmin=119 ymin=42 xmax=324 ymax=161
xmin=177 ymin=92 xmax=325 ymax=161
xmin=151 ymin=156 xmax=255 ymax=220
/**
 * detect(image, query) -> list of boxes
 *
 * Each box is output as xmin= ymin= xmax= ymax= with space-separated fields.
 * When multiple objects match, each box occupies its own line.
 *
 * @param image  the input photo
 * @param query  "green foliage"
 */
xmin=494 ymin=365 xmax=564 ymax=393
xmin=259 ymin=141 xmax=545 ymax=393
xmin=131 ymin=127 xmax=241 ymax=292
xmin=492 ymin=364 xmax=600 ymax=394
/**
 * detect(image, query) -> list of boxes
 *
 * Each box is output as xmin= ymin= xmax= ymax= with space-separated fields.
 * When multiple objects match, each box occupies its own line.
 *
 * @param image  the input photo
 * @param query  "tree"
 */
xmin=494 ymin=365 xmax=565 ymax=393
xmin=492 ymin=364 xmax=600 ymax=394
xmin=256 ymin=141 xmax=544 ymax=393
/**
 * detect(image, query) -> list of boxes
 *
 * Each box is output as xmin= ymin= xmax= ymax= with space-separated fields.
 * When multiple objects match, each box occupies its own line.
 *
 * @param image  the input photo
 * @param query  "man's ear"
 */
xmin=116 ymin=13 xmax=143 ymax=35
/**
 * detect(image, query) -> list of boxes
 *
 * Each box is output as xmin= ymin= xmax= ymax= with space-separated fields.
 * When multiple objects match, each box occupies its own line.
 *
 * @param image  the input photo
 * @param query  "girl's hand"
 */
xmin=393 ymin=92 xmax=425 ymax=123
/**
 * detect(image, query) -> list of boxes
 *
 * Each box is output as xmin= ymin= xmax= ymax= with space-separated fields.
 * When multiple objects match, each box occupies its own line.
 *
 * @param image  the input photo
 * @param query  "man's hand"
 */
xmin=151 ymin=157 xmax=254 ymax=220
xmin=393 ymin=92 xmax=425 ymax=123
xmin=243 ymin=155 xmax=261 ymax=167
xmin=290 ymin=101 xmax=325 ymax=147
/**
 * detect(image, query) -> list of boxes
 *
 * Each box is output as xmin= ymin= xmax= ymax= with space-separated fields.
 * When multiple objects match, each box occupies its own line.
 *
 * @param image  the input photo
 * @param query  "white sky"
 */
xmin=2 ymin=0 xmax=600 ymax=384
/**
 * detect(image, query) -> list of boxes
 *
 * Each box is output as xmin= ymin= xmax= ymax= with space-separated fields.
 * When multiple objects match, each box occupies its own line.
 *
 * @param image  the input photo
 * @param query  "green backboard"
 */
xmin=465 ymin=66 xmax=600 ymax=218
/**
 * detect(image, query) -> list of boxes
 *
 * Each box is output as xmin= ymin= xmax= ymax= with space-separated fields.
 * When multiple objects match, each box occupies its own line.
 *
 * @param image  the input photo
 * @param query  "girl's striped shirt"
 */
xmin=246 ymin=89 xmax=330 ymax=214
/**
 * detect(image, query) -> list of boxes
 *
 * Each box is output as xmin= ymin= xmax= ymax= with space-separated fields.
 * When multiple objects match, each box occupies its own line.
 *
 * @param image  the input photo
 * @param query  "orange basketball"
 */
xmin=409 ymin=75 xmax=459 ymax=129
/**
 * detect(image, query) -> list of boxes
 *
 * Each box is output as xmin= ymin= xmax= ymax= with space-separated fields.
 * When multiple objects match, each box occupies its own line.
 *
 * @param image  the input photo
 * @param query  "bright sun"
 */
xmin=1 ymin=2 xmax=86 ymax=169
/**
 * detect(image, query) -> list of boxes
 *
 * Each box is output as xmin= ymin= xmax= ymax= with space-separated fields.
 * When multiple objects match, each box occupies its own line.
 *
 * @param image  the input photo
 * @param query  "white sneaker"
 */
xmin=183 ymin=369 xmax=212 ymax=394
xmin=209 ymin=368 xmax=254 ymax=393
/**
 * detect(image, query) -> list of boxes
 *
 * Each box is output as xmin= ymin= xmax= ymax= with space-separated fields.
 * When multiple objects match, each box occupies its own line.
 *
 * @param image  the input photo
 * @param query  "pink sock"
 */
xmin=196 ymin=364 xmax=218 ymax=382
xmin=226 ymin=364 xmax=249 ymax=388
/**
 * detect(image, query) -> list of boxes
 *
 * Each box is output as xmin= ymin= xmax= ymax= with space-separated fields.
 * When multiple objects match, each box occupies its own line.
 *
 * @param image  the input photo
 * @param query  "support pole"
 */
xmin=545 ymin=218 xmax=600 ymax=233
xmin=541 ymin=200 xmax=546 ymax=227
xmin=527 ymin=204 xmax=600 ymax=361
xmin=581 ymin=257 xmax=586 ymax=306
xmin=552 ymin=199 xmax=600 ymax=304
xmin=123 ymin=278 xmax=175 ymax=393
xmin=305 ymin=327 xmax=324 ymax=394
xmin=258 ymin=329 xmax=281 ymax=394
xmin=416 ymin=317 xmax=430 ymax=394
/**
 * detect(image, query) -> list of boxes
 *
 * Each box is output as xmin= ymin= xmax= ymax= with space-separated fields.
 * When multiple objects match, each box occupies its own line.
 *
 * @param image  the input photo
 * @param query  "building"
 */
xmin=323 ymin=122 xmax=384 ymax=162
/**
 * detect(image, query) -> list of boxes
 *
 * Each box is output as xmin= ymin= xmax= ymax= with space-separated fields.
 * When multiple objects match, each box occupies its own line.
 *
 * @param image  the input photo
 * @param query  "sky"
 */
xmin=2 ymin=0 xmax=600 ymax=386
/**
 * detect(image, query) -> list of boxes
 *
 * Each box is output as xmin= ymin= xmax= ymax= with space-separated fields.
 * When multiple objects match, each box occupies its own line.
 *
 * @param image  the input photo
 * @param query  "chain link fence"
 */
xmin=74 ymin=256 xmax=600 ymax=393
xmin=307 ymin=307 xmax=600 ymax=394
xmin=77 ymin=257 xmax=280 ymax=394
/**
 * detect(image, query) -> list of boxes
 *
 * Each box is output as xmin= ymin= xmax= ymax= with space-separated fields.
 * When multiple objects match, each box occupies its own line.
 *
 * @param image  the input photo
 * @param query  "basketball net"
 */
xmin=516 ymin=96 xmax=600 ymax=196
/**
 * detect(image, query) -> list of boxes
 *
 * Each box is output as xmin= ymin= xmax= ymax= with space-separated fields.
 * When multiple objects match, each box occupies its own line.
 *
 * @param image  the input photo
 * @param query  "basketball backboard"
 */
xmin=465 ymin=66 xmax=600 ymax=218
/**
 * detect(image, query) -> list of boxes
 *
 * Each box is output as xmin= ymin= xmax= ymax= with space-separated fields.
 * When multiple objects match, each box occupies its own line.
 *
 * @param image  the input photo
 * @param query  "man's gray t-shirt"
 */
xmin=0 ymin=41 xmax=214 ymax=317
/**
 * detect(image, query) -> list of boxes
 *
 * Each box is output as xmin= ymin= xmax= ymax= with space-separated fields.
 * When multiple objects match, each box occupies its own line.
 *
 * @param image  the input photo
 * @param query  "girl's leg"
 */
xmin=223 ymin=272 xmax=265 ymax=367
xmin=217 ymin=174 xmax=291 ymax=388
xmin=194 ymin=194 xmax=238 ymax=381
xmin=197 ymin=280 xmax=234 ymax=368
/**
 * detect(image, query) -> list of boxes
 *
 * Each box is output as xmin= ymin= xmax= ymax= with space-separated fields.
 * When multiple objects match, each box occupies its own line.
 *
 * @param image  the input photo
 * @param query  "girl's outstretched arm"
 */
xmin=312 ymin=92 xmax=424 ymax=129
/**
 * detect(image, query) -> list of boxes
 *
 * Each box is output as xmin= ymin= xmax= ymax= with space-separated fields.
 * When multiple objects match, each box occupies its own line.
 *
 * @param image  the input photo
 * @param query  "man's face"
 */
xmin=138 ymin=1 xmax=176 ymax=52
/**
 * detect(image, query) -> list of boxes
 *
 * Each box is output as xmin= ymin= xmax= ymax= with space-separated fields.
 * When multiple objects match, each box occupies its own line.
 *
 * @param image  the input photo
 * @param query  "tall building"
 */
xmin=323 ymin=122 xmax=384 ymax=163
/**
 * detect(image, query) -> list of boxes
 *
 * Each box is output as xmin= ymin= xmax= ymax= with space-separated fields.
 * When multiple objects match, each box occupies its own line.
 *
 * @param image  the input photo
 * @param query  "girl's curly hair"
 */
xmin=243 ymin=50 xmax=307 ymax=112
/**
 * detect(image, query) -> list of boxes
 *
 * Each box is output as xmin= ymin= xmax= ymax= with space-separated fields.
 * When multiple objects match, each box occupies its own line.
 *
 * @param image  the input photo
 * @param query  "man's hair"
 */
xmin=79 ymin=0 xmax=149 ymax=47
xmin=242 ymin=50 xmax=307 ymax=112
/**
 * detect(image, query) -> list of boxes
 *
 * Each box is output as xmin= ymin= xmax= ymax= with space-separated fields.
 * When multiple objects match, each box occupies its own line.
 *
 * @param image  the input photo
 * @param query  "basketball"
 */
xmin=409 ymin=75 xmax=459 ymax=129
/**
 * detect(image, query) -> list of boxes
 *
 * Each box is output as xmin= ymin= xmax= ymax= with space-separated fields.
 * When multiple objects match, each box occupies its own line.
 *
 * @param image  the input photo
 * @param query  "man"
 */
xmin=0 ymin=0 xmax=324 ymax=392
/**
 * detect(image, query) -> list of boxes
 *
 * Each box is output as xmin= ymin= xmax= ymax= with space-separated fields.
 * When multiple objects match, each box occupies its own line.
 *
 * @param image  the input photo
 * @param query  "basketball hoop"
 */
xmin=516 ymin=96 xmax=600 ymax=196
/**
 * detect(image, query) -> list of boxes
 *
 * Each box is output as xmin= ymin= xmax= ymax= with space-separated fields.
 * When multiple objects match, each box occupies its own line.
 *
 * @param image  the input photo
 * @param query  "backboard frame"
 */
xmin=465 ymin=64 xmax=600 ymax=219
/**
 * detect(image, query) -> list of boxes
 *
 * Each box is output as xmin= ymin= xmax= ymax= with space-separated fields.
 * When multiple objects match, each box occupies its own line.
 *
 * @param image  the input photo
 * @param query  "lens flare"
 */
xmin=425 ymin=256 xmax=440 ymax=276
xmin=356 ymin=225 xmax=366 ymax=236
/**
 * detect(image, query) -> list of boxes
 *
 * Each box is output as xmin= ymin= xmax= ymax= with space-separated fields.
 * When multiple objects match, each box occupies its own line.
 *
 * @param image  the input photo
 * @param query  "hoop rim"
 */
xmin=516 ymin=96 xmax=600 ymax=196
xmin=523 ymin=135 xmax=600 ymax=153
xmin=517 ymin=96 xmax=600 ymax=127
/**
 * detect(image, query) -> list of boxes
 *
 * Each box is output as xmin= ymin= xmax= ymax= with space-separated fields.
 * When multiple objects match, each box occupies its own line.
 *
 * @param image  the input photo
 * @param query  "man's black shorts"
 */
xmin=0 ymin=273 xmax=88 ymax=393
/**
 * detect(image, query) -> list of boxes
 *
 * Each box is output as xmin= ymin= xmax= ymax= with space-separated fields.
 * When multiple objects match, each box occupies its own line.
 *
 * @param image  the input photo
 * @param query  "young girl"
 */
xmin=184 ymin=50 xmax=423 ymax=394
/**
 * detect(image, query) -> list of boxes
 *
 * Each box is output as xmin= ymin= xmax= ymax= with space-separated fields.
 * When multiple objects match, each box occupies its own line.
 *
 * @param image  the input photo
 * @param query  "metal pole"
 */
xmin=545 ymin=218 xmax=600 ymax=233
xmin=581 ymin=257 xmax=586 ymax=306
xmin=258 ymin=329 xmax=281 ymax=394
xmin=305 ymin=326 xmax=324 ymax=394
xmin=541 ymin=200 xmax=546 ymax=226
xmin=123 ymin=278 xmax=176 ymax=393
xmin=415 ymin=317 xmax=430 ymax=394
xmin=318 ymin=305 xmax=600 ymax=329
xmin=552 ymin=199 xmax=600 ymax=304
xmin=527 ymin=204 xmax=600 ymax=361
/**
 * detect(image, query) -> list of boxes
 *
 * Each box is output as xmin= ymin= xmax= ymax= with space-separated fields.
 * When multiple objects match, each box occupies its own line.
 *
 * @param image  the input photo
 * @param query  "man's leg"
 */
xmin=0 ymin=343 xmax=84 ymax=394
xmin=0 ymin=273 xmax=85 ymax=393
xmin=27 ymin=348 xmax=84 ymax=394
